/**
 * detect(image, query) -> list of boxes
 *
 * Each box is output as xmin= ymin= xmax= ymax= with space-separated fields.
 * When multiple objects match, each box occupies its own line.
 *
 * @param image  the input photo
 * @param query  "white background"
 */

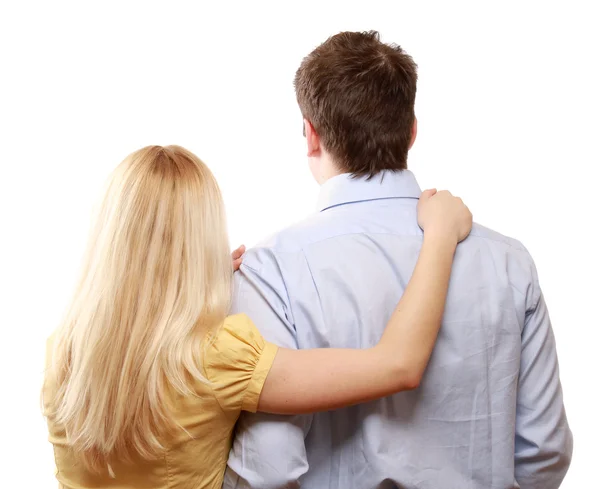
xmin=0 ymin=1 xmax=598 ymax=486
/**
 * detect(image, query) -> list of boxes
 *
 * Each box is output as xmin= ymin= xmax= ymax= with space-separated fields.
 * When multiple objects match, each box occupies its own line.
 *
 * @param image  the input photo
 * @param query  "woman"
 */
xmin=43 ymin=145 xmax=471 ymax=488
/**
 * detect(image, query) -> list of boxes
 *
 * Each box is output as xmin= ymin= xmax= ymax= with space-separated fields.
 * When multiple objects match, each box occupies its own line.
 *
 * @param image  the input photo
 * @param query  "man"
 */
xmin=223 ymin=31 xmax=572 ymax=489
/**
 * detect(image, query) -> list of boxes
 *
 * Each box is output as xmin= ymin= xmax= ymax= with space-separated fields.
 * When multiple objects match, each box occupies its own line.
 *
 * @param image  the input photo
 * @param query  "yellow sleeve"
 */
xmin=204 ymin=314 xmax=279 ymax=414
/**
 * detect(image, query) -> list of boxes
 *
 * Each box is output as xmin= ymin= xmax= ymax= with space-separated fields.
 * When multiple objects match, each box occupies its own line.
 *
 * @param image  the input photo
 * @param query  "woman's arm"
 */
xmin=257 ymin=189 xmax=472 ymax=415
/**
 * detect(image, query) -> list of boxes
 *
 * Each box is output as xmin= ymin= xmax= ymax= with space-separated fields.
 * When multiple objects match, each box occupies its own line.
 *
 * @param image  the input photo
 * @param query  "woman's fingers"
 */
xmin=232 ymin=245 xmax=246 ymax=271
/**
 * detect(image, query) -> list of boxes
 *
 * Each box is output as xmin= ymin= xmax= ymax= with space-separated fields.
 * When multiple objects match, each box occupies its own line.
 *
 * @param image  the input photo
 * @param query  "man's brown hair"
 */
xmin=294 ymin=30 xmax=418 ymax=178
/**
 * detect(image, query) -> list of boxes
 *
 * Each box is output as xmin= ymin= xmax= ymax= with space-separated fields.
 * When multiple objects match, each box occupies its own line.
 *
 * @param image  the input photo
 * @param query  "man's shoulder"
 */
xmin=242 ymin=216 xmax=538 ymax=286
xmin=469 ymin=223 xmax=529 ymax=254
xmin=253 ymin=218 xmax=532 ymax=255
xmin=237 ymin=213 xmax=327 ymax=274
xmin=466 ymin=223 xmax=539 ymax=298
xmin=251 ymin=211 xmax=339 ymax=254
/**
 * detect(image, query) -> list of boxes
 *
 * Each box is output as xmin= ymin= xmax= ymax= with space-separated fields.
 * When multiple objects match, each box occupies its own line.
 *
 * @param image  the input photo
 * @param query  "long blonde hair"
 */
xmin=44 ymin=145 xmax=232 ymax=471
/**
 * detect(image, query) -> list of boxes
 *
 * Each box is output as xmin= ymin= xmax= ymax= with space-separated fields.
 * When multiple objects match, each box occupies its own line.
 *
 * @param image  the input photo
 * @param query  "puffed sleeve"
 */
xmin=203 ymin=313 xmax=279 ymax=414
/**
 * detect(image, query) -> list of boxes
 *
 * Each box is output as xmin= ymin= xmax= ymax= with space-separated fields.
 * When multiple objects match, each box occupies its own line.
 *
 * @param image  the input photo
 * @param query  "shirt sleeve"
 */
xmin=514 ymin=257 xmax=573 ymax=488
xmin=204 ymin=314 xmax=278 ymax=414
xmin=223 ymin=247 xmax=311 ymax=489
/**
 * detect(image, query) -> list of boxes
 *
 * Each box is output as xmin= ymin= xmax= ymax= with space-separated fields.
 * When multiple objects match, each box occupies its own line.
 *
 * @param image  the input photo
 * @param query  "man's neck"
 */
xmin=317 ymin=162 xmax=344 ymax=186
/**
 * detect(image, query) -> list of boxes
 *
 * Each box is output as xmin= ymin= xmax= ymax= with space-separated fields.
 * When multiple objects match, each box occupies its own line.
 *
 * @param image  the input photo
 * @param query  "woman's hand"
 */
xmin=417 ymin=189 xmax=472 ymax=243
xmin=232 ymin=245 xmax=245 ymax=272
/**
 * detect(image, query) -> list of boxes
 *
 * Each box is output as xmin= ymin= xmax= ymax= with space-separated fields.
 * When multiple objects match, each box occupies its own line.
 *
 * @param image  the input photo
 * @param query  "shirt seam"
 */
xmin=165 ymin=448 xmax=173 ymax=488
xmin=204 ymin=362 xmax=236 ymax=420
xmin=200 ymin=327 xmax=232 ymax=420
xmin=250 ymin=230 xmax=527 ymax=255
xmin=211 ymin=383 xmax=232 ymax=418
xmin=240 ymin=258 xmax=296 ymax=331
xmin=319 ymin=195 xmax=420 ymax=212
xmin=251 ymin=231 xmax=424 ymax=255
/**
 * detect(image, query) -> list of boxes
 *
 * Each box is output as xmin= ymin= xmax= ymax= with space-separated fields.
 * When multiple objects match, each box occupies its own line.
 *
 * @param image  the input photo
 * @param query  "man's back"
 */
xmin=225 ymin=171 xmax=572 ymax=489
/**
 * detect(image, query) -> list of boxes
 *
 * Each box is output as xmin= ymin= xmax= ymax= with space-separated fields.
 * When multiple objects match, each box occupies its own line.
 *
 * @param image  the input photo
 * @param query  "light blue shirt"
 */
xmin=223 ymin=170 xmax=572 ymax=489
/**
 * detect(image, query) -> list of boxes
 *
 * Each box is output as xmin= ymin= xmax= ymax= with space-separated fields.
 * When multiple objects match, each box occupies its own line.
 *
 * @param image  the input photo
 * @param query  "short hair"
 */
xmin=295 ymin=31 xmax=418 ymax=178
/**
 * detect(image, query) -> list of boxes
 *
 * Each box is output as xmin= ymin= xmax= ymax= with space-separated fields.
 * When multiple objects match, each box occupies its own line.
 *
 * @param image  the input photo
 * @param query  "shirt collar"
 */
xmin=317 ymin=170 xmax=422 ymax=212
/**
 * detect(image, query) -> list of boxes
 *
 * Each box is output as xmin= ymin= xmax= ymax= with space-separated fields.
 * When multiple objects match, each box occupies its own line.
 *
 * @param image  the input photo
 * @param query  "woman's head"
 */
xmin=45 ymin=145 xmax=232 ymax=472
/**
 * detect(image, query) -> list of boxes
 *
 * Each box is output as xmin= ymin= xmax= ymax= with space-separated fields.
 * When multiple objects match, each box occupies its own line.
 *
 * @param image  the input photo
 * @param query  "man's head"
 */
xmin=295 ymin=30 xmax=418 ymax=183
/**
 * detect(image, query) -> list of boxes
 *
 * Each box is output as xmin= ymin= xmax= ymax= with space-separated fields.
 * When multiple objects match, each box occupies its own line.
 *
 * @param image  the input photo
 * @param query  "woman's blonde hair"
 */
xmin=44 ymin=145 xmax=232 ymax=472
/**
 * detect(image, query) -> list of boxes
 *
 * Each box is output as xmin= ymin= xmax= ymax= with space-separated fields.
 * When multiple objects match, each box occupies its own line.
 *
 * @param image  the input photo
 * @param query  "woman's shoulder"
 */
xmin=205 ymin=314 xmax=265 ymax=365
xmin=218 ymin=313 xmax=263 ymax=344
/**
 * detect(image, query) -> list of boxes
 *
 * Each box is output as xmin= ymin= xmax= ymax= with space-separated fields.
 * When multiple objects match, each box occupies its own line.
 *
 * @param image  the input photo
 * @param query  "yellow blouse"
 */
xmin=44 ymin=314 xmax=279 ymax=489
